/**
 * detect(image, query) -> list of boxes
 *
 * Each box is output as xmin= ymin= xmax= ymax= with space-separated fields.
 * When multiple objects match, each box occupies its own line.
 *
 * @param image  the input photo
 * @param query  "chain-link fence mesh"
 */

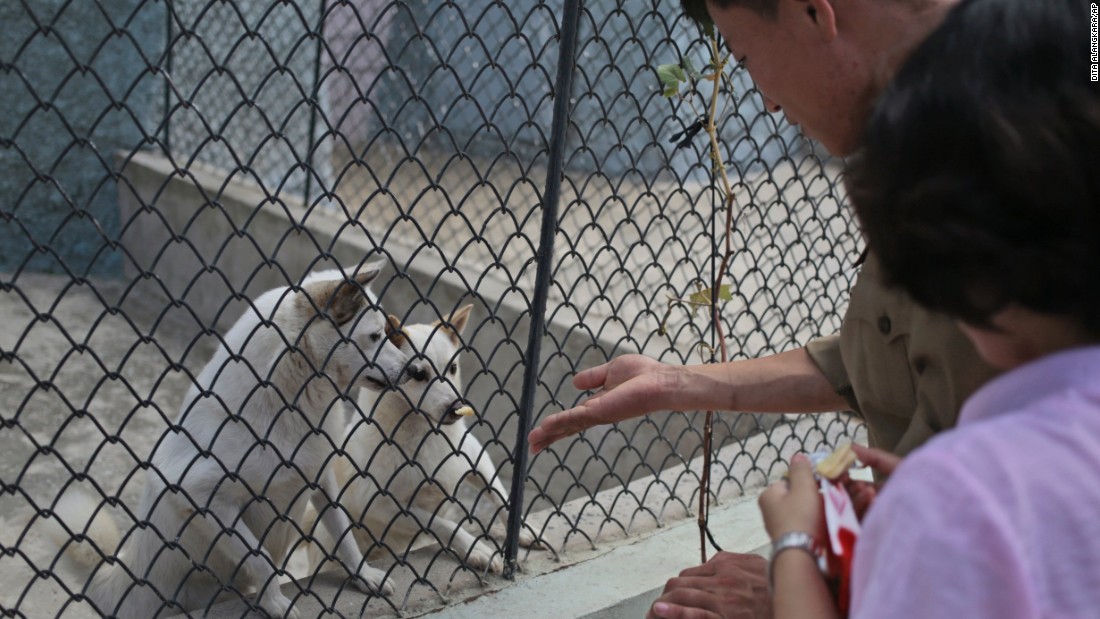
xmin=1 ymin=0 xmax=864 ymax=616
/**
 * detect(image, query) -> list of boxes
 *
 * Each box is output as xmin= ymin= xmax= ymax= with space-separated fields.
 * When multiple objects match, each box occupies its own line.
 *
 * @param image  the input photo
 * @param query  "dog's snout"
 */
xmin=438 ymin=399 xmax=472 ymax=426
xmin=405 ymin=361 xmax=430 ymax=383
xmin=394 ymin=367 xmax=413 ymax=385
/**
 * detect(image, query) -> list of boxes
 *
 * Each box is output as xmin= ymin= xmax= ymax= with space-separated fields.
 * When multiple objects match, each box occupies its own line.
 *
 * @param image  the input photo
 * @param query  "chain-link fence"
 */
xmin=1 ymin=0 xmax=864 ymax=616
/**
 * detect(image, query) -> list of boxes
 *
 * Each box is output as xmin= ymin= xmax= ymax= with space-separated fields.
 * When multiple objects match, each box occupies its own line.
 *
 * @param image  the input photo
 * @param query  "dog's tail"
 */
xmin=41 ymin=488 xmax=123 ymax=572
xmin=42 ymin=487 xmax=192 ymax=618
xmin=40 ymin=488 xmax=141 ymax=616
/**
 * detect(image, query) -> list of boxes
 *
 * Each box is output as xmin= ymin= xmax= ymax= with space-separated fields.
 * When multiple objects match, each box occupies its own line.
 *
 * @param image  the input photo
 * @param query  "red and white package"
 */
xmin=808 ymin=445 xmax=862 ymax=616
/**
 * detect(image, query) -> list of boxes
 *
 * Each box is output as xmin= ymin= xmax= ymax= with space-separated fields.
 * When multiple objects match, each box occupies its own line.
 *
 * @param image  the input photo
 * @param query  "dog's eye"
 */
xmin=369 ymin=331 xmax=381 ymax=343
xmin=449 ymin=363 xmax=458 ymax=375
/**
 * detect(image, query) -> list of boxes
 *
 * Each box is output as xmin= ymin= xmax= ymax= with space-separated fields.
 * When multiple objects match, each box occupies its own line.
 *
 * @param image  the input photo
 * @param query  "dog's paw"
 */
xmin=490 ymin=521 xmax=544 ymax=549
xmin=465 ymin=541 xmax=504 ymax=574
xmin=517 ymin=523 xmax=545 ymax=549
xmin=489 ymin=521 xmax=509 ymax=542
xmin=259 ymin=589 xmax=299 ymax=619
xmin=353 ymin=565 xmax=395 ymax=597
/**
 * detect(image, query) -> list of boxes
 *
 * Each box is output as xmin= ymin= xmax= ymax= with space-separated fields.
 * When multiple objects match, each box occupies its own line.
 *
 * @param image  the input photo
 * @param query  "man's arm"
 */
xmin=527 ymin=347 xmax=848 ymax=453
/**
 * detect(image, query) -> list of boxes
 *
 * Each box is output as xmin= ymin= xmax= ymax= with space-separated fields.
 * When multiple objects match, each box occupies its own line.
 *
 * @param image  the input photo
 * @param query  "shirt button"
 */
xmin=878 ymin=316 xmax=892 ymax=335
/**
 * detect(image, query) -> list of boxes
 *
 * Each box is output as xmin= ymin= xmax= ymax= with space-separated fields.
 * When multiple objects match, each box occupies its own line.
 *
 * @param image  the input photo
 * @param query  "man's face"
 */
xmin=707 ymin=0 xmax=875 ymax=156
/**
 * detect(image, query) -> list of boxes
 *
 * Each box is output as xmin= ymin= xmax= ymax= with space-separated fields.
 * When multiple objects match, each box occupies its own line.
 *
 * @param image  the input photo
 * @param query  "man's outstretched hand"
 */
xmin=527 ymin=354 xmax=681 ymax=453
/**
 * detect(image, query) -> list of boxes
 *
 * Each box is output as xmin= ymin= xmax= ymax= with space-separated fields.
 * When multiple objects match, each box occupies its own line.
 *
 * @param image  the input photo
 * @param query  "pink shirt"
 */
xmin=851 ymin=345 xmax=1100 ymax=618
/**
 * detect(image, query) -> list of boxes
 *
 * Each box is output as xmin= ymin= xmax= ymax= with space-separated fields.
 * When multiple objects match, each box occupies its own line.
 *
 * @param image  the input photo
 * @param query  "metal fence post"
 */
xmin=504 ymin=0 xmax=583 ymax=579
xmin=302 ymin=0 xmax=327 ymax=207
xmin=163 ymin=0 xmax=173 ymax=155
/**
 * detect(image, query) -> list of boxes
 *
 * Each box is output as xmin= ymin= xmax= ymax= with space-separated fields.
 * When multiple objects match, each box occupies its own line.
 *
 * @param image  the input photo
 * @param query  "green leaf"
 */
xmin=657 ymin=63 xmax=687 ymax=97
xmin=688 ymin=285 xmax=733 ymax=306
xmin=682 ymin=56 xmax=700 ymax=80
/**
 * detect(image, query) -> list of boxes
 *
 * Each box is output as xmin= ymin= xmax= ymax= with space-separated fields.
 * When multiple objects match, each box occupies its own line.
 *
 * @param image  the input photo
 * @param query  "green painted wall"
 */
xmin=0 ymin=0 xmax=164 ymax=276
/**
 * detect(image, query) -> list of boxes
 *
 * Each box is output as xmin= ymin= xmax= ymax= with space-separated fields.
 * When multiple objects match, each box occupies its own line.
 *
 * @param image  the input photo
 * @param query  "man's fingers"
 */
xmin=660 ymin=575 xmax=731 ymax=595
xmin=528 ymin=420 xmax=570 ymax=453
xmin=527 ymin=415 xmax=565 ymax=453
xmin=528 ymin=404 xmax=597 ymax=453
xmin=526 ymin=425 xmax=551 ymax=454
xmin=649 ymin=594 xmax=723 ymax=619
xmin=665 ymin=552 xmax=766 ymax=589
xmin=671 ymin=562 xmax=718 ymax=580
xmin=704 ymin=550 xmax=767 ymax=569
xmin=572 ymin=361 xmax=611 ymax=391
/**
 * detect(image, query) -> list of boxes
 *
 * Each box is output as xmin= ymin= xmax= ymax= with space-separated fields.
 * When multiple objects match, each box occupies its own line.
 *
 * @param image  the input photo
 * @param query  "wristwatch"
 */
xmin=769 ymin=531 xmax=826 ymax=591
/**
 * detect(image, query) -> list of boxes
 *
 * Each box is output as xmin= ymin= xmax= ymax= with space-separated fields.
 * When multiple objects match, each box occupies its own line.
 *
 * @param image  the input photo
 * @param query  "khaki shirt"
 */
xmin=806 ymin=253 xmax=999 ymax=456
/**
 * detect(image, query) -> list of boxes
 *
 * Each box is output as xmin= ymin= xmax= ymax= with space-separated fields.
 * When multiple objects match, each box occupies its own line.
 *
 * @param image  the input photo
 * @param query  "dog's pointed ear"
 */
xmin=435 ymin=304 xmax=473 ymax=345
xmin=353 ymin=262 xmax=383 ymax=287
xmin=322 ymin=280 xmax=366 ymax=325
xmin=321 ymin=263 xmax=384 ymax=325
xmin=386 ymin=314 xmax=407 ymax=347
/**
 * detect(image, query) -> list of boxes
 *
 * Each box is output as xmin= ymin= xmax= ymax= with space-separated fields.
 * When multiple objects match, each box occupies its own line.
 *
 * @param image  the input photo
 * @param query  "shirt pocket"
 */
xmin=839 ymin=263 xmax=918 ymax=447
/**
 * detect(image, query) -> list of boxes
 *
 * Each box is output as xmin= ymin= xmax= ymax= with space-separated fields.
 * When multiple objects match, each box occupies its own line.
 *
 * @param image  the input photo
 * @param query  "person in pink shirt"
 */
xmin=752 ymin=0 xmax=1100 ymax=618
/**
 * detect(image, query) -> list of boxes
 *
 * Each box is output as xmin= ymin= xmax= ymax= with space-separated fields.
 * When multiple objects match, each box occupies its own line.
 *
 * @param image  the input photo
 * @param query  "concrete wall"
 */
xmin=321 ymin=0 xmax=558 ymax=159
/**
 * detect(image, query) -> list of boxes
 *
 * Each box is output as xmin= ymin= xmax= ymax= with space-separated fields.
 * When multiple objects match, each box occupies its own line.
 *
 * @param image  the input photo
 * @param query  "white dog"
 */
xmin=313 ymin=306 xmax=538 ymax=581
xmin=44 ymin=263 xmax=406 ymax=618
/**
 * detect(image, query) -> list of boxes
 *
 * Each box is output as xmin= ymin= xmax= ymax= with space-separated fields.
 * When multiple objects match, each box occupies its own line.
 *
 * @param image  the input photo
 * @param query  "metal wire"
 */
xmin=0 ymin=0 xmax=864 ymax=616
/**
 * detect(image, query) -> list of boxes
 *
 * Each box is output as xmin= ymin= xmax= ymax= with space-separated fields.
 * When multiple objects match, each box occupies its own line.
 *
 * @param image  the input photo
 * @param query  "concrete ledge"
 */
xmin=434 ymin=495 xmax=769 ymax=619
xmin=196 ymin=415 xmax=854 ymax=617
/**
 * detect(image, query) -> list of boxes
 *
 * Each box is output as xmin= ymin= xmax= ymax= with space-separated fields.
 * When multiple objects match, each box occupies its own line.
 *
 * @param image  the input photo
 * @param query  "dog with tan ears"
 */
xmin=312 ymin=305 xmax=539 ymax=581
xmin=44 ymin=263 xmax=407 ymax=618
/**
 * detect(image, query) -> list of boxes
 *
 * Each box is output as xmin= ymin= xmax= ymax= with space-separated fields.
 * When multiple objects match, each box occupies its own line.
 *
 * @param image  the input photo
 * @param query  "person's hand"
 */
xmin=646 ymin=552 xmax=771 ymax=619
xmin=844 ymin=443 xmax=903 ymax=519
xmin=849 ymin=443 xmax=901 ymax=476
xmin=527 ymin=354 xmax=681 ymax=453
xmin=758 ymin=453 xmax=823 ymax=540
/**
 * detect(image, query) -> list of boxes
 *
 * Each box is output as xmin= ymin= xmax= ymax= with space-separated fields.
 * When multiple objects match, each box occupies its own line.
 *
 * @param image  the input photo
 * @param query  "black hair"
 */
xmin=681 ymin=0 xmax=778 ymax=27
xmin=848 ymin=0 xmax=1100 ymax=335
xmin=681 ymin=0 xmax=929 ymax=34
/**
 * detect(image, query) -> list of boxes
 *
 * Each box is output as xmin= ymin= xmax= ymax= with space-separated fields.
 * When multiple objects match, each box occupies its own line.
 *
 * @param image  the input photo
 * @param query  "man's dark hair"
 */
xmin=681 ymin=0 xmax=932 ymax=27
xmin=680 ymin=0 xmax=778 ymax=27
xmin=847 ymin=0 xmax=1100 ymax=335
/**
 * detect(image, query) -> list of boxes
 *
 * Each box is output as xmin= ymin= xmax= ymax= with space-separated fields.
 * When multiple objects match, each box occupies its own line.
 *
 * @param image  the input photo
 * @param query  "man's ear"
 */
xmin=793 ymin=0 xmax=837 ymax=42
